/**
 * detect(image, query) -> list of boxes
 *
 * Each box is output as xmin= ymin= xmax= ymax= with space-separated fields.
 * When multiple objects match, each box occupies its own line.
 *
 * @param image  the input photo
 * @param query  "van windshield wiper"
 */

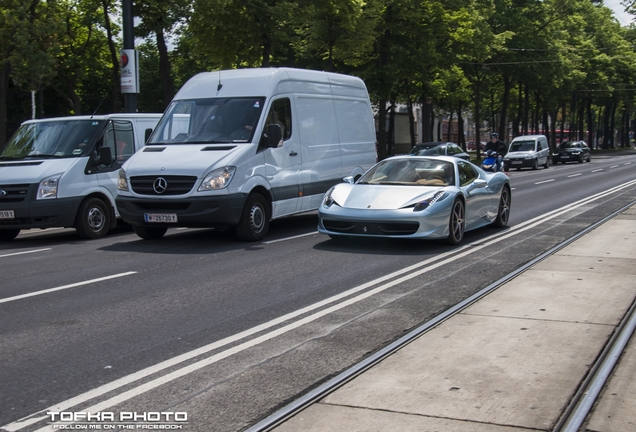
xmin=0 ymin=156 xmax=22 ymax=161
xmin=24 ymin=154 xmax=64 ymax=159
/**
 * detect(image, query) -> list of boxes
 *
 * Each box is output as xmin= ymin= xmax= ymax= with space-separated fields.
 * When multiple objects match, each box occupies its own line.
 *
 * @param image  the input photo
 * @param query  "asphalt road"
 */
xmin=2 ymin=151 xmax=636 ymax=432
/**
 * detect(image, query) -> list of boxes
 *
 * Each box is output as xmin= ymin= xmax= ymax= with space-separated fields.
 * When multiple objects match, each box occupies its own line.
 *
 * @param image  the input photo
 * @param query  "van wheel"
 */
xmin=445 ymin=199 xmax=465 ymax=245
xmin=492 ymin=186 xmax=511 ymax=228
xmin=75 ymin=197 xmax=111 ymax=239
xmin=0 ymin=229 xmax=20 ymax=241
xmin=132 ymin=225 xmax=167 ymax=239
xmin=532 ymin=159 xmax=538 ymax=170
xmin=544 ymin=159 xmax=549 ymax=168
xmin=236 ymin=193 xmax=270 ymax=241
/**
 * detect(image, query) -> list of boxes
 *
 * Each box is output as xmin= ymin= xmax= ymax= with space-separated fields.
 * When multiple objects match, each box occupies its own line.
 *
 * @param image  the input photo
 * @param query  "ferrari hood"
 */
xmin=332 ymin=184 xmax=445 ymax=210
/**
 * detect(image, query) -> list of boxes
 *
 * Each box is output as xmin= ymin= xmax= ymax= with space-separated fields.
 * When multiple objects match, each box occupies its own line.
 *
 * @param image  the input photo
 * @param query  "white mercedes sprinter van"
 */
xmin=116 ymin=68 xmax=377 ymax=241
xmin=0 ymin=114 xmax=161 ymax=240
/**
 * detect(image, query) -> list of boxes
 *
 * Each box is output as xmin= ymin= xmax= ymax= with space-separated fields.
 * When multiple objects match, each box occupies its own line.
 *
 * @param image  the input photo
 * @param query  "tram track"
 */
xmin=248 ymin=199 xmax=636 ymax=432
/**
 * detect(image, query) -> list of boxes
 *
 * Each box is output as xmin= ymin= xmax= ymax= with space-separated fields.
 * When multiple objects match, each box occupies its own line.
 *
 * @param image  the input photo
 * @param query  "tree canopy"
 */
xmin=2 ymin=0 xmax=636 ymax=154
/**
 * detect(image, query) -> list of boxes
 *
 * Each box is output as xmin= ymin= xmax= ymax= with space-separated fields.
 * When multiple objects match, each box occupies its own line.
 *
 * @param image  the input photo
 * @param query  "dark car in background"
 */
xmin=408 ymin=142 xmax=471 ymax=161
xmin=552 ymin=140 xmax=591 ymax=164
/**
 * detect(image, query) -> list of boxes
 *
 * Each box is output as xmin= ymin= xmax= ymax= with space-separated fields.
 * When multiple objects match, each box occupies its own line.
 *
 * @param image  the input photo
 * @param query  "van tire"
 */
xmin=532 ymin=159 xmax=538 ymax=170
xmin=132 ymin=225 xmax=167 ymax=239
xmin=0 ymin=229 xmax=20 ymax=241
xmin=236 ymin=193 xmax=270 ymax=241
xmin=75 ymin=197 xmax=111 ymax=239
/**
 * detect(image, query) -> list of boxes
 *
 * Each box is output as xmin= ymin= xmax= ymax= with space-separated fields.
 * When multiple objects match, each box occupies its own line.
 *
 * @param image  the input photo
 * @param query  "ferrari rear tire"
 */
xmin=445 ymin=199 xmax=465 ymax=245
xmin=492 ymin=185 xmax=511 ymax=228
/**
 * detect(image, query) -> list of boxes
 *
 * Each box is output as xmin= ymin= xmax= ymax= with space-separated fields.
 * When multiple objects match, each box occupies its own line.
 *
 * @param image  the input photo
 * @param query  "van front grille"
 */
xmin=130 ymin=176 xmax=197 ymax=196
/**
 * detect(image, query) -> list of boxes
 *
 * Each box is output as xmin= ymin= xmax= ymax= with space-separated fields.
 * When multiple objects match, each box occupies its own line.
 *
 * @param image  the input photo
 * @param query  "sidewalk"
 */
xmin=273 ymin=206 xmax=636 ymax=431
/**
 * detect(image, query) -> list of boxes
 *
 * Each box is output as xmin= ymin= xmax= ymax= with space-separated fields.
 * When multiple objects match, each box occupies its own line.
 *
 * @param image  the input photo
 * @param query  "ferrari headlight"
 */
xmin=413 ymin=191 xmax=446 ymax=212
xmin=118 ymin=168 xmax=129 ymax=191
xmin=37 ymin=174 xmax=62 ymax=200
xmin=198 ymin=166 xmax=236 ymax=191
xmin=322 ymin=187 xmax=336 ymax=209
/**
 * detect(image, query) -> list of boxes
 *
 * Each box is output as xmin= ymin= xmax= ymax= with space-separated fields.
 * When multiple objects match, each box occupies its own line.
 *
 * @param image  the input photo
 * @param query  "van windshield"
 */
xmin=0 ymin=120 xmax=103 ymax=160
xmin=149 ymin=97 xmax=265 ymax=145
xmin=509 ymin=141 xmax=535 ymax=152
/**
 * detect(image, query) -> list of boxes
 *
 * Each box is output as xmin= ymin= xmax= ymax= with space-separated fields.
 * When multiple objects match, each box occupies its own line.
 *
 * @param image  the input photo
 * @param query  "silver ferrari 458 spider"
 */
xmin=318 ymin=156 xmax=511 ymax=244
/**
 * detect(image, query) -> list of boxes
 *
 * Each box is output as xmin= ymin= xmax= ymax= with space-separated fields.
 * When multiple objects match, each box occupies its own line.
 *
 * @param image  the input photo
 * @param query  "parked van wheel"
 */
xmin=491 ymin=186 xmax=511 ymax=228
xmin=532 ymin=159 xmax=538 ymax=170
xmin=445 ymin=199 xmax=465 ymax=245
xmin=75 ymin=197 xmax=111 ymax=239
xmin=236 ymin=193 xmax=270 ymax=241
xmin=0 ymin=229 xmax=20 ymax=241
xmin=132 ymin=225 xmax=167 ymax=239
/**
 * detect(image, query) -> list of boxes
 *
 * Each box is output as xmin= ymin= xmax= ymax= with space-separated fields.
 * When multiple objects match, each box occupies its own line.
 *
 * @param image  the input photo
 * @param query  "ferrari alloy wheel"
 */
xmin=445 ymin=199 xmax=465 ymax=245
xmin=492 ymin=186 xmax=511 ymax=228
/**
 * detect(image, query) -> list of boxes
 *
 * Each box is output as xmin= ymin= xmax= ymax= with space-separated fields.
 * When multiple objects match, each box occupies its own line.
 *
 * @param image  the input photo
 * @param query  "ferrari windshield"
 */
xmin=358 ymin=158 xmax=455 ymax=186
xmin=149 ymin=97 xmax=265 ymax=145
xmin=0 ymin=120 xmax=102 ymax=160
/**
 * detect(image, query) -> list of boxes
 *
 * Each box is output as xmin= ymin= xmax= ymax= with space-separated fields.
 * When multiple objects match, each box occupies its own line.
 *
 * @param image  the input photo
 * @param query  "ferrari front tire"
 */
xmin=492 ymin=186 xmax=511 ymax=228
xmin=445 ymin=199 xmax=465 ymax=245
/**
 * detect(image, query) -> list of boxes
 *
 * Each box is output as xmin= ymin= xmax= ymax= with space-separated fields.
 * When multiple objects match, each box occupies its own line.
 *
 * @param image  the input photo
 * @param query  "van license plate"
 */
xmin=511 ymin=161 xmax=522 ymax=165
xmin=0 ymin=210 xmax=15 ymax=219
xmin=144 ymin=213 xmax=178 ymax=223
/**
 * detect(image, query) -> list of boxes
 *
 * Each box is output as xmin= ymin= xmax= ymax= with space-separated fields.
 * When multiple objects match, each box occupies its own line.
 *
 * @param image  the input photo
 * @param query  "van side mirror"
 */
xmin=265 ymin=124 xmax=282 ymax=148
xmin=95 ymin=146 xmax=113 ymax=166
xmin=145 ymin=128 xmax=153 ymax=142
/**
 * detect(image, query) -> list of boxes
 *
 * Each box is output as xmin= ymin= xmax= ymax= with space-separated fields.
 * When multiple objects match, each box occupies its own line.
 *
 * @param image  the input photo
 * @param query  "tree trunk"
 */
xmin=377 ymin=100 xmax=387 ymax=160
xmin=447 ymin=109 xmax=453 ymax=142
xmin=586 ymin=98 xmax=594 ymax=148
xmin=388 ymin=101 xmax=395 ymax=156
xmin=499 ymin=76 xmax=511 ymax=140
xmin=156 ymin=28 xmax=175 ymax=110
xmin=523 ymin=83 xmax=529 ymax=135
xmin=457 ymin=103 xmax=465 ymax=149
xmin=407 ymin=98 xmax=415 ymax=148
xmin=0 ymin=61 xmax=10 ymax=147
xmin=101 ymin=0 xmax=121 ymax=112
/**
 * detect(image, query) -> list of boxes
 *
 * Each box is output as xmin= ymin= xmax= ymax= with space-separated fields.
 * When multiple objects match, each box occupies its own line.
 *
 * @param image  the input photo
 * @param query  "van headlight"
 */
xmin=118 ymin=168 xmax=129 ymax=191
xmin=198 ymin=166 xmax=236 ymax=191
xmin=37 ymin=174 xmax=62 ymax=200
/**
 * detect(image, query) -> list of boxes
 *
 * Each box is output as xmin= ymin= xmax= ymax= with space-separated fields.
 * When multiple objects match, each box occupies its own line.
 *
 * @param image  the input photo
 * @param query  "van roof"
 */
xmin=21 ymin=113 xmax=162 ymax=124
xmin=511 ymin=135 xmax=546 ymax=141
xmin=174 ymin=67 xmax=368 ymax=100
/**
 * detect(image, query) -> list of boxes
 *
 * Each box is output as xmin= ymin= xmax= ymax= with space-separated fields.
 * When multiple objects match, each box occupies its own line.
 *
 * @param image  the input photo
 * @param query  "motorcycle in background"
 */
xmin=481 ymin=149 xmax=500 ymax=172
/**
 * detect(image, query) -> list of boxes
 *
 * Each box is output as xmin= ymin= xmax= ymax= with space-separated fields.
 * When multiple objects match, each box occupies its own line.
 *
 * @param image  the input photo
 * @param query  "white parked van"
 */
xmin=503 ymin=134 xmax=550 ymax=171
xmin=116 ymin=67 xmax=377 ymax=241
xmin=0 ymin=114 xmax=161 ymax=240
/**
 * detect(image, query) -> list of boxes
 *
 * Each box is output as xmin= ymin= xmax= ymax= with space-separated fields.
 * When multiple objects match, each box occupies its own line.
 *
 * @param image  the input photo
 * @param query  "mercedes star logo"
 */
xmin=153 ymin=177 xmax=168 ymax=194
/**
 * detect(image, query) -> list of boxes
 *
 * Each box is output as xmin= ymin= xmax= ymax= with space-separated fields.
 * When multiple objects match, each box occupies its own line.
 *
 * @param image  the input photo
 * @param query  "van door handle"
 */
xmin=289 ymin=151 xmax=298 ymax=156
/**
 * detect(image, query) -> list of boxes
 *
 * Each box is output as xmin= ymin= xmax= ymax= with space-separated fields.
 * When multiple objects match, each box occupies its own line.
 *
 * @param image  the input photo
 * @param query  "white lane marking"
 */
xmin=0 ymin=272 xmax=137 ymax=305
xmin=610 ymin=165 xmax=619 ymax=168
xmin=535 ymin=179 xmax=555 ymax=185
xmin=568 ymin=174 xmax=582 ymax=178
xmin=7 ymin=179 xmax=636 ymax=432
xmin=0 ymin=248 xmax=51 ymax=258
xmin=592 ymin=169 xmax=604 ymax=172
xmin=264 ymin=231 xmax=318 ymax=244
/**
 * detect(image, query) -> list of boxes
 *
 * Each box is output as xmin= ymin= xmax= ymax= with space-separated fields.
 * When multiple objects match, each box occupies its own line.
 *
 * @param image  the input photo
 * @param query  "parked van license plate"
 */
xmin=0 ymin=210 xmax=15 ymax=219
xmin=144 ymin=213 xmax=177 ymax=223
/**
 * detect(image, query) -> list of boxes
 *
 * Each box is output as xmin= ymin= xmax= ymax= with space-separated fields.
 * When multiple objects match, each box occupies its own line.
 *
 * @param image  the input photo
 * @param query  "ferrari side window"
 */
xmin=457 ymin=161 xmax=478 ymax=186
